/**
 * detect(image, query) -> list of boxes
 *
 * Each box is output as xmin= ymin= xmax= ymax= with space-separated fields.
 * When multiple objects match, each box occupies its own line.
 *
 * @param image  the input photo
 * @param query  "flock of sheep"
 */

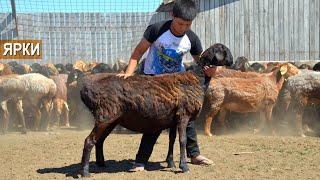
xmin=0 ymin=60 xmax=129 ymax=134
xmin=0 ymin=44 xmax=319 ymax=138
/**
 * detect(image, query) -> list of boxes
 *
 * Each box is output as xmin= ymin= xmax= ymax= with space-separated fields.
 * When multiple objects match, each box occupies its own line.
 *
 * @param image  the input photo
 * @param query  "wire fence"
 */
xmin=0 ymin=0 xmax=162 ymax=65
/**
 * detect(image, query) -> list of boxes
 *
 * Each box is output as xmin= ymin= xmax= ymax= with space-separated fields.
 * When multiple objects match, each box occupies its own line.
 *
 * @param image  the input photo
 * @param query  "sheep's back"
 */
xmin=81 ymin=72 xmax=204 ymax=122
xmin=0 ymin=75 xmax=26 ymax=100
xmin=207 ymin=76 xmax=280 ymax=110
xmin=286 ymin=71 xmax=320 ymax=99
xmin=20 ymin=73 xmax=57 ymax=99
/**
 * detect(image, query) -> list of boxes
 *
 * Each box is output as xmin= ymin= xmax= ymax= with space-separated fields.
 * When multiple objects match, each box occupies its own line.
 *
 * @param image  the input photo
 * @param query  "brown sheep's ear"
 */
xmin=280 ymin=65 xmax=288 ymax=75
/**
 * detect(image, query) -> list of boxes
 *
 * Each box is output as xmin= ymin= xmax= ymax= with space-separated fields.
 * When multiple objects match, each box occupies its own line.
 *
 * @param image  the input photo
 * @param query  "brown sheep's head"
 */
xmin=74 ymin=60 xmax=90 ymax=72
xmin=23 ymin=64 xmax=32 ymax=73
xmin=44 ymin=63 xmax=59 ymax=75
xmin=0 ymin=63 xmax=13 ymax=75
xmin=279 ymin=63 xmax=300 ymax=79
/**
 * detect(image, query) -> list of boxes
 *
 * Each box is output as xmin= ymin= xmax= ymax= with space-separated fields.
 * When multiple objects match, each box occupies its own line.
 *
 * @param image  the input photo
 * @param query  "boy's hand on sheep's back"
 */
xmin=116 ymin=73 xmax=133 ymax=79
xmin=203 ymin=65 xmax=217 ymax=77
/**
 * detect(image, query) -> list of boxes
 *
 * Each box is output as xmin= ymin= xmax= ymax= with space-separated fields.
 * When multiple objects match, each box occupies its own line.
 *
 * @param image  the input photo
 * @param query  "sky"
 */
xmin=0 ymin=0 xmax=162 ymax=13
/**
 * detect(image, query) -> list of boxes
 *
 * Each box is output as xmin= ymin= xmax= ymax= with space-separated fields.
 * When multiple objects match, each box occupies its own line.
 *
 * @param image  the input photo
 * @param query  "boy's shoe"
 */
xmin=128 ymin=163 xmax=145 ymax=172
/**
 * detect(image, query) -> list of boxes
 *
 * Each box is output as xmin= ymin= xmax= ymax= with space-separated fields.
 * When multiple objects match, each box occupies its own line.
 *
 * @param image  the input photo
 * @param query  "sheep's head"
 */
xmin=91 ymin=63 xmax=113 ymax=74
xmin=313 ymin=62 xmax=320 ymax=71
xmin=279 ymin=63 xmax=300 ymax=78
xmin=298 ymin=64 xmax=312 ymax=70
xmin=198 ymin=43 xmax=233 ymax=69
xmin=74 ymin=60 xmax=90 ymax=72
xmin=23 ymin=64 xmax=32 ymax=73
xmin=44 ymin=63 xmax=59 ymax=76
xmin=251 ymin=62 xmax=266 ymax=73
xmin=88 ymin=61 xmax=98 ymax=70
xmin=232 ymin=56 xmax=251 ymax=72
xmin=67 ymin=69 xmax=85 ymax=85
xmin=55 ymin=63 xmax=68 ymax=74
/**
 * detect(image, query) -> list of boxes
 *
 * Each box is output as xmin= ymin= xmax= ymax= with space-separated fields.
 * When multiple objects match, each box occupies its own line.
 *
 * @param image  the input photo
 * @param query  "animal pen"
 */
xmin=1 ymin=1 xmax=320 ymax=179
xmin=1 ymin=0 xmax=319 ymax=65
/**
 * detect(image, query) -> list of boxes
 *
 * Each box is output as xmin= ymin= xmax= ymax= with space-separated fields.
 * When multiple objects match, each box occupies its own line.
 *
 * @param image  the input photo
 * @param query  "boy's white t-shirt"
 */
xmin=143 ymin=20 xmax=202 ymax=75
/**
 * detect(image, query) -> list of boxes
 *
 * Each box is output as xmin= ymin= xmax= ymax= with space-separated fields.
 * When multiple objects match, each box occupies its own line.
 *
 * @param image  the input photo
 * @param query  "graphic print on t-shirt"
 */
xmin=154 ymin=46 xmax=183 ymax=74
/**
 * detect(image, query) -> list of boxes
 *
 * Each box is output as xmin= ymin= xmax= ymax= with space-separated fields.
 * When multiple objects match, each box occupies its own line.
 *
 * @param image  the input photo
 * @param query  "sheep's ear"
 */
xmin=280 ymin=65 xmax=288 ymax=75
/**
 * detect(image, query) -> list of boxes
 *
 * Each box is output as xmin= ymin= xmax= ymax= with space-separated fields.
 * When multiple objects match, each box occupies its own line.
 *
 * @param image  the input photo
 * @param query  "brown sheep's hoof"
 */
xmin=205 ymin=132 xmax=213 ymax=137
xmin=78 ymin=169 xmax=90 ymax=177
xmin=179 ymin=164 xmax=189 ymax=173
xmin=301 ymin=133 xmax=306 ymax=138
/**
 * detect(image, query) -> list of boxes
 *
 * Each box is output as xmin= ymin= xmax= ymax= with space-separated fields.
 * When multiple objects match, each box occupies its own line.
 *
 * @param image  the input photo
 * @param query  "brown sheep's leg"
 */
xmin=50 ymin=100 xmax=60 ymax=128
xmin=80 ymin=120 xmax=116 ymax=177
xmin=62 ymin=101 xmax=70 ymax=127
xmin=204 ymin=109 xmax=220 ymax=137
xmin=0 ymin=101 xmax=9 ymax=134
xmin=218 ymin=108 xmax=227 ymax=134
xmin=15 ymin=100 xmax=27 ymax=134
xmin=33 ymin=107 xmax=41 ymax=131
xmin=177 ymin=118 xmax=189 ymax=173
xmin=42 ymin=99 xmax=53 ymax=131
xmin=166 ymin=124 xmax=177 ymax=170
xmin=95 ymin=122 xmax=117 ymax=167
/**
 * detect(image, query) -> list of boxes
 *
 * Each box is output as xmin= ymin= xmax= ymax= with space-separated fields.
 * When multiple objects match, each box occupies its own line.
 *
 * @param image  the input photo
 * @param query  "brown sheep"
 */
xmin=204 ymin=63 xmax=299 ymax=136
xmin=78 ymin=72 xmax=206 ymax=176
xmin=50 ymin=74 xmax=69 ymax=128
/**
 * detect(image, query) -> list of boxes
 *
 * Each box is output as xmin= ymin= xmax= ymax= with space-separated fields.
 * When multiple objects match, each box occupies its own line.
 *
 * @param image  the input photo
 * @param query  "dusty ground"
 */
xmin=0 ymin=128 xmax=320 ymax=180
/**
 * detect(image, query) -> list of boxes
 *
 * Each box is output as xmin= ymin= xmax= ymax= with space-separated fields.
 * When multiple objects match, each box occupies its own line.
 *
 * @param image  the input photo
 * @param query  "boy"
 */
xmin=117 ymin=0 xmax=213 ymax=171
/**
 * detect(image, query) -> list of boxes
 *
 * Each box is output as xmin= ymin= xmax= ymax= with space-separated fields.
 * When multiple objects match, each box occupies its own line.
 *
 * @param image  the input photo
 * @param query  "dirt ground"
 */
xmin=0 ymin=128 xmax=320 ymax=180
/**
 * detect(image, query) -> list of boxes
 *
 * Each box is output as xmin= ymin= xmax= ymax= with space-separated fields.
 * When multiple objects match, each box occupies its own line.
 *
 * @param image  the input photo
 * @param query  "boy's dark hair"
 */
xmin=172 ymin=0 xmax=198 ymax=21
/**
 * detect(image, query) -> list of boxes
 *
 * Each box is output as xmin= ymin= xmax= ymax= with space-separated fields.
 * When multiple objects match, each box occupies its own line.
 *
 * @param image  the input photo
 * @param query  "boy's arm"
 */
xmin=117 ymin=38 xmax=151 ymax=78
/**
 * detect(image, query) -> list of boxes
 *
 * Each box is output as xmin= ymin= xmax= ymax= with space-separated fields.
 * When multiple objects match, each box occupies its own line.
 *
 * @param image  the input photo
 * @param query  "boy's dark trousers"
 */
xmin=135 ymin=120 xmax=200 ymax=164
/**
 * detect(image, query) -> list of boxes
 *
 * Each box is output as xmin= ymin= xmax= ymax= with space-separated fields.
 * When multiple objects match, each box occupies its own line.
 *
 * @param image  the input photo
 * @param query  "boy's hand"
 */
xmin=116 ymin=73 xmax=133 ymax=79
xmin=203 ymin=65 xmax=217 ymax=77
